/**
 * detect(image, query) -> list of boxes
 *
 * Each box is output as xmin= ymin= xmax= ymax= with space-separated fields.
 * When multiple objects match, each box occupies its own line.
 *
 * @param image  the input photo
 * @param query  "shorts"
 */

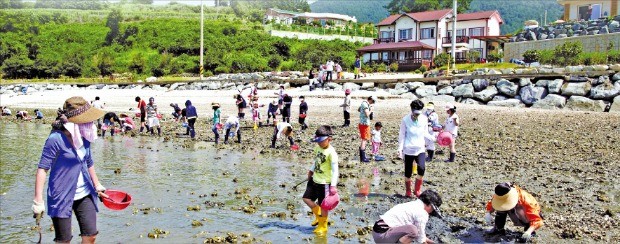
xmin=51 ymin=195 xmax=98 ymax=242
xmin=358 ymin=124 xmax=371 ymax=140
xmin=147 ymin=117 xmax=160 ymax=127
xmin=302 ymin=180 xmax=328 ymax=205
xmin=278 ymin=99 xmax=283 ymax=105
xmin=181 ymin=108 xmax=187 ymax=117
xmin=103 ymin=119 xmax=113 ymax=126
xmin=140 ymin=113 xmax=146 ymax=123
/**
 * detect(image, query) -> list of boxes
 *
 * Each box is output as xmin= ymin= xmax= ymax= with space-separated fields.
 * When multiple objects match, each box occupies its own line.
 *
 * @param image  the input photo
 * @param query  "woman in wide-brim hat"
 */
xmin=32 ymin=96 xmax=108 ymax=243
xmin=484 ymin=182 xmax=544 ymax=241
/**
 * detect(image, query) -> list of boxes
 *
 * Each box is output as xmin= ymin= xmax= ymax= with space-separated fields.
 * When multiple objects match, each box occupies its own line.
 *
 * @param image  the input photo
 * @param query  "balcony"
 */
xmin=374 ymin=37 xmax=395 ymax=44
xmin=442 ymin=36 xmax=470 ymax=44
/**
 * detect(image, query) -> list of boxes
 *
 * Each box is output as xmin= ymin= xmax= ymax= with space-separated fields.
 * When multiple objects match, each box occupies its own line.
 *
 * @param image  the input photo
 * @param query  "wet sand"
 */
xmin=1 ymin=88 xmax=619 ymax=242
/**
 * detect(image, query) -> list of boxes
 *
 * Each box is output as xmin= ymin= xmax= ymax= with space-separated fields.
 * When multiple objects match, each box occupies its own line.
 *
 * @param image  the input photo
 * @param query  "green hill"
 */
xmin=310 ymin=0 xmax=564 ymax=34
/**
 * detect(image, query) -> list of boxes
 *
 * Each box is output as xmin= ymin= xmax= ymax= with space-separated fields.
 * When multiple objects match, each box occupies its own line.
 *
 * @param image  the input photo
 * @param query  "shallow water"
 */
xmin=0 ymin=122 xmax=382 ymax=243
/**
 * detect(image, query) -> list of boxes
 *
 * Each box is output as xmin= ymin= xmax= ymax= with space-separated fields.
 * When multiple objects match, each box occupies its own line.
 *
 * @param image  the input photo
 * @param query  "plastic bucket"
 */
xmin=102 ymin=190 xmax=132 ymax=210
xmin=299 ymin=114 xmax=307 ymax=119
xmin=437 ymin=132 xmax=454 ymax=147
xmin=216 ymin=123 xmax=223 ymax=130
xmin=156 ymin=114 xmax=162 ymax=119
xmin=290 ymin=144 xmax=299 ymax=151
xmin=320 ymin=192 xmax=340 ymax=211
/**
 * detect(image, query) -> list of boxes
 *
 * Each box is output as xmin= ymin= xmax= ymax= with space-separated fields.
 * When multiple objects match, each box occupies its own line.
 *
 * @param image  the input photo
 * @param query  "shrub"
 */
xmin=418 ymin=65 xmax=427 ymax=73
xmin=389 ymin=62 xmax=399 ymax=72
xmin=214 ymin=66 xmax=230 ymax=74
xmin=608 ymin=50 xmax=620 ymax=63
xmin=467 ymin=50 xmax=480 ymax=63
xmin=554 ymin=41 xmax=583 ymax=66
xmin=376 ymin=62 xmax=388 ymax=73
xmin=579 ymin=52 xmax=608 ymax=65
xmin=522 ymin=50 xmax=540 ymax=64
xmin=433 ymin=53 xmax=453 ymax=67
xmin=538 ymin=50 xmax=554 ymax=65
xmin=268 ymin=56 xmax=281 ymax=70
xmin=487 ymin=53 xmax=503 ymax=63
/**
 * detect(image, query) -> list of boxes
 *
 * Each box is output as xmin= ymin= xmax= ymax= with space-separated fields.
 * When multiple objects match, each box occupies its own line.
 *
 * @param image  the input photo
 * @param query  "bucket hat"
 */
xmin=491 ymin=183 xmax=519 ymax=211
xmin=63 ymin=96 xmax=104 ymax=124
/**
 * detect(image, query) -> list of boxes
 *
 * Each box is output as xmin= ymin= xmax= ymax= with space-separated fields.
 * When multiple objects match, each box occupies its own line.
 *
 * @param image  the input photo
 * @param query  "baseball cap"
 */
xmin=311 ymin=125 xmax=333 ymax=143
xmin=445 ymin=103 xmax=456 ymax=110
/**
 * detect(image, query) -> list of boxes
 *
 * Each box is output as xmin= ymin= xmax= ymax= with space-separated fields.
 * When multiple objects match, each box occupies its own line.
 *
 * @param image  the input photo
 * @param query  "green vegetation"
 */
xmin=0 ymin=10 xmax=362 ymax=79
xmin=449 ymin=62 xmax=519 ymax=71
xmin=310 ymin=0 xmax=390 ymax=24
xmin=268 ymin=22 xmax=377 ymax=38
xmin=433 ymin=53 xmax=453 ymax=67
xmin=385 ymin=0 xmax=472 ymax=14
xmin=525 ymin=42 xmax=620 ymax=66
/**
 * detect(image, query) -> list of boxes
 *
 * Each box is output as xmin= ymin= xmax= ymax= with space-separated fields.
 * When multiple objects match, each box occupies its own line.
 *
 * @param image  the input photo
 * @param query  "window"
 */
xmin=447 ymin=29 xmax=466 ymax=37
xmin=398 ymin=28 xmax=412 ymax=40
xmin=422 ymin=50 xmax=433 ymax=60
xmin=579 ymin=4 xmax=601 ymax=20
xmin=420 ymin=28 xmax=435 ymax=39
xmin=469 ymin=27 xmax=484 ymax=37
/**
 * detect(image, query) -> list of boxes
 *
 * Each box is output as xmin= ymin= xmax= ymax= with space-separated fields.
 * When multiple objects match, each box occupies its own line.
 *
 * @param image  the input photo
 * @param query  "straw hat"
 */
xmin=491 ymin=183 xmax=519 ymax=211
xmin=212 ymin=102 xmax=220 ymax=107
xmin=63 ymin=96 xmax=104 ymax=124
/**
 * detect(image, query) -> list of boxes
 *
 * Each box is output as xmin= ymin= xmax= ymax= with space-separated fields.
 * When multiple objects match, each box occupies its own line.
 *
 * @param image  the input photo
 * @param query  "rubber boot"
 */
xmin=360 ymin=148 xmax=370 ymax=163
xmin=224 ymin=129 xmax=229 ymax=144
xmin=445 ymin=152 xmax=456 ymax=162
xmin=236 ymin=131 xmax=241 ymax=143
xmin=140 ymin=126 xmax=144 ymax=133
xmin=101 ymin=130 xmax=106 ymax=138
xmin=185 ymin=127 xmax=189 ymax=135
xmin=313 ymin=216 xmax=328 ymax=235
xmin=405 ymin=179 xmax=413 ymax=198
xmin=110 ymin=129 xmax=114 ymax=136
xmin=215 ymin=135 xmax=219 ymax=144
xmin=426 ymin=150 xmax=434 ymax=162
xmin=190 ymin=128 xmax=195 ymax=138
xmin=311 ymin=206 xmax=321 ymax=226
xmin=414 ymin=178 xmax=423 ymax=197
xmin=157 ymin=127 xmax=161 ymax=137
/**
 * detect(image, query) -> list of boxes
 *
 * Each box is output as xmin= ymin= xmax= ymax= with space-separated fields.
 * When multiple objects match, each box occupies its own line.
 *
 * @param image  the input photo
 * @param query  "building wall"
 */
xmin=419 ymin=21 xmax=437 ymax=48
xmin=504 ymin=33 xmax=620 ymax=60
xmin=378 ymin=25 xmax=396 ymax=39
xmin=565 ymin=0 xmax=617 ymax=20
xmin=488 ymin=17 xmax=501 ymax=36
xmin=395 ymin=17 xmax=417 ymax=41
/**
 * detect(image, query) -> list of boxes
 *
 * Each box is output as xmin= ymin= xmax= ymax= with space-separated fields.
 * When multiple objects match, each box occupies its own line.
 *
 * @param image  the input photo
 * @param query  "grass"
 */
xmin=447 ymin=62 xmax=521 ymax=71
xmin=0 ymin=76 xmax=198 ymax=85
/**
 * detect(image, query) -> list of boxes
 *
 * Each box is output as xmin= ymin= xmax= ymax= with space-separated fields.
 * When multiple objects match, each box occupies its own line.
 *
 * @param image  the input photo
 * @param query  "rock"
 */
xmin=561 ymin=82 xmax=591 ymax=96
xmin=565 ymin=66 xmax=583 ymax=73
xmin=487 ymin=99 xmax=525 ymax=107
xmin=361 ymin=82 xmax=375 ymax=89
xmin=299 ymin=85 xmax=310 ymax=92
xmin=590 ymin=82 xmax=620 ymax=99
xmin=208 ymin=82 xmax=221 ymax=90
xmin=326 ymin=82 xmax=341 ymax=89
xmin=461 ymin=98 xmax=483 ymax=105
xmin=592 ymin=65 xmax=609 ymax=71
xmin=552 ymin=68 xmax=565 ymax=74
xmin=424 ymin=95 xmax=456 ymax=104
xmin=169 ymin=83 xmax=182 ymax=91
xmin=535 ymin=79 xmax=550 ymax=87
xmin=520 ymin=85 xmax=548 ymax=105
xmin=532 ymin=94 xmax=567 ymax=109
xmin=395 ymin=83 xmax=407 ymax=90
xmin=343 ymin=82 xmax=360 ymax=91
xmin=613 ymin=73 xmax=620 ymax=81
xmin=610 ymin=64 xmax=620 ymax=72
xmin=146 ymin=77 xmax=157 ymax=83
xmin=389 ymin=88 xmax=410 ymax=96
xmin=518 ymin=78 xmax=531 ymax=87
xmin=610 ymin=96 xmax=620 ymax=113
xmin=472 ymin=79 xmax=489 ymax=92
xmin=436 ymin=80 xmax=451 ymax=89
xmin=473 ymin=86 xmax=499 ymax=102
xmin=152 ymin=85 xmax=166 ymax=91
xmin=565 ymin=96 xmax=606 ymax=112
xmin=538 ymin=68 xmax=553 ymax=74
xmin=568 ymin=76 xmax=589 ymax=82
xmin=46 ymin=84 xmax=56 ymax=90
xmin=501 ymin=68 xmax=514 ymax=75
xmin=438 ymin=86 xmax=453 ymax=95
xmin=601 ymin=26 xmax=609 ymax=34
xmin=415 ymin=85 xmax=437 ymax=98
xmin=452 ymin=83 xmax=474 ymax=98
xmin=548 ymin=79 xmax=564 ymax=94
xmin=610 ymin=20 xmax=620 ymax=28
xmin=406 ymin=82 xmax=425 ymax=90
xmin=108 ymin=85 xmax=119 ymax=89
xmin=492 ymin=95 xmax=508 ymax=101
xmin=487 ymin=69 xmax=502 ymax=75
xmin=401 ymin=93 xmax=419 ymax=101
xmin=592 ymin=76 xmax=609 ymax=86
xmin=96 ymin=84 xmax=106 ymax=89
xmin=496 ymin=79 xmax=518 ymax=97
xmin=557 ymin=34 xmax=568 ymax=38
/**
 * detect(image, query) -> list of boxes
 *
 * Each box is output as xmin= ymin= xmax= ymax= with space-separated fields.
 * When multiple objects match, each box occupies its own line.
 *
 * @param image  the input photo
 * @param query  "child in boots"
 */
xmin=299 ymin=96 xmax=308 ymax=130
xmin=270 ymin=121 xmax=295 ymax=149
xmin=266 ymin=100 xmax=278 ymax=125
xmin=251 ymin=102 xmax=262 ymax=129
xmin=371 ymin=122 xmax=384 ymax=161
xmin=303 ymin=125 xmax=339 ymax=236
xmin=223 ymin=115 xmax=241 ymax=144
xmin=212 ymin=103 xmax=222 ymax=144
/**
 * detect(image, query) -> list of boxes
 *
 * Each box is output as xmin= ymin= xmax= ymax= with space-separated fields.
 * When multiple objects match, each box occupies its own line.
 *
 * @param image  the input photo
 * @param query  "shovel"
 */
xmin=291 ymin=179 xmax=309 ymax=191
xmin=33 ymin=212 xmax=43 ymax=244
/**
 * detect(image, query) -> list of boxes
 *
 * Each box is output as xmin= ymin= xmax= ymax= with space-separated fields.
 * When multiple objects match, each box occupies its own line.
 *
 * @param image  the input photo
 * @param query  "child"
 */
xmin=266 ymin=100 xmax=278 ymax=125
xmin=223 ymin=115 xmax=241 ymax=144
xmin=2 ymin=106 xmax=11 ymax=116
xmin=270 ymin=121 xmax=295 ymax=148
xmin=185 ymin=100 xmax=198 ymax=139
xmin=211 ymin=103 xmax=221 ymax=144
xmin=135 ymin=96 xmax=147 ymax=133
xmin=101 ymin=112 xmax=120 ymax=137
xmin=146 ymin=97 xmax=161 ymax=136
xmin=235 ymin=94 xmax=247 ymax=120
xmin=339 ymin=89 xmax=351 ymax=127
xmin=274 ymin=85 xmax=285 ymax=113
xmin=34 ymin=109 xmax=44 ymax=119
xmin=16 ymin=110 xmax=31 ymax=120
xmin=371 ymin=122 xmax=383 ymax=160
xmin=424 ymin=102 xmax=441 ymax=162
xmin=299 ymin=96 xmax=308 ymax=130
xmin=303 ymin=125 xmax=339 ymax=235
xmin=317 ymin=65 xmax=325 ymax=89
xmin=251 ymin=102 xmax=262 ymax=129
xmin=443 ymin=104 xmax=460 ymax=162
xmin=119 ymin=113 xmax=135 ymax=132
xmin=170 ymin=103 xmax=182 ymax=122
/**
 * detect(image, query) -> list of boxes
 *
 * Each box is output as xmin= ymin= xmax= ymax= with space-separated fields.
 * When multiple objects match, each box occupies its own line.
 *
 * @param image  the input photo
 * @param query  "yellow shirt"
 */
xmin=311 ymin=145 xmax=339 ymax=186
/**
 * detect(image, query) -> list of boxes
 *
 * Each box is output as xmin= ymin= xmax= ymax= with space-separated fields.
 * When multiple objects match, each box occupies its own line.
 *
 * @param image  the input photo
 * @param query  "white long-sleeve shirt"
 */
xmin=276 ymin=122 xmax=292 ymax=139
xmin=398 ymin=113 xmax=436 ymax=156
xmin=380 ymin=199 xmax=429 ymax=243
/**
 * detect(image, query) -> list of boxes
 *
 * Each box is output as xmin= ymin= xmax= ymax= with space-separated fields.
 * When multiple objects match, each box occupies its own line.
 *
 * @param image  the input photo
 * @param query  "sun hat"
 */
xmin=63 ymin=96 xmax=105 ymax=124
xmin=369 ymin=95 xmax=377 ymax=102
xmin=271 ymin=100 xmax=277 ymax=105
xmin=311 ymin=125 xmax=333 ymax=143
xmin=425 ymin=102 xmax=435 ymax=110
xmin=445 ymin=103 xmax=456 ymax=111
xmin=345 ymin=89 xmax=351 ymax=95
xmin=491 ymin=183 xmax=519 ymax=211
xmin=212 ymin=103 xmax=220 ymax=107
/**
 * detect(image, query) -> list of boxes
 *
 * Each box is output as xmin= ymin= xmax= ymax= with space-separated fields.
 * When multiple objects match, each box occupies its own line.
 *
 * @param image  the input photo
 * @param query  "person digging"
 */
xmin=485 ymin=182 xmax=544 ymax=242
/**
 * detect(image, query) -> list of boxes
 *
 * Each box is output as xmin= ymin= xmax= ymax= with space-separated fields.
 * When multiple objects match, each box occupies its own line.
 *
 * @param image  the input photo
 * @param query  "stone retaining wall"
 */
xmin=504 ymin=32 xmax=620 ymax=61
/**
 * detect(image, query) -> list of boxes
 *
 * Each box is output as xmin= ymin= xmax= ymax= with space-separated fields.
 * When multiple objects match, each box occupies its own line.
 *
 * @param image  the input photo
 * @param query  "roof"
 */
xmin=457 ymin=10 xmax=503 ymax=24
xmin=267 ymin=8 xmax=300 ymax=16
xmin=377 ymin=14 xmax=402 ymax=26
xmin=469 ymin=35 xmax=512 ymax=43
xmin=357 ymin=41 xmax=435 ymax=53
xmin=407 ymin=9 xmax=453 ymax=22
xmin=294 ymin=12 xmax=357 ymax=22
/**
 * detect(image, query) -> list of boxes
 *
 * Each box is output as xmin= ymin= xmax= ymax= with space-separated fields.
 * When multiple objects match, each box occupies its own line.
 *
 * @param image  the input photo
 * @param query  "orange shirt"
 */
xmin=486 ymin=185 xmax=544 ymax=230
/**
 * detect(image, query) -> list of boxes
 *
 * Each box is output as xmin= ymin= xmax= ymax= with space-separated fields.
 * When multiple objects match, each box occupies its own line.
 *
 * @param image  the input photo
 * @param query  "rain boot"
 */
xmin=157 ymin=127 xmax=161 ymax=137
xmin=311 ymin=206 xmax=321 ymax=226
xmin=426 ymin=150 xmax=434 ymax=162
xmin=414 ymin=178 xmax=423 ymax=197
xmin=224 ymin=129 xmax=230 ymax=144
xmin=445 ymin=152 xmax=456 ymax=163
xmin=215 ymin=135 xmax=219 ymax=144
xmin=405 ymin=179 xmax=413 ymax=198
xmin=313 ymin=216 xmax=328 ymax=235
xmin=360 ymin=148 xmax=370 ymax=163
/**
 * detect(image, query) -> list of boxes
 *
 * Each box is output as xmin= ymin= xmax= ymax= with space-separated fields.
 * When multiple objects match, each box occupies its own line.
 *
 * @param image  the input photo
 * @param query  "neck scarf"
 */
xmin=52 ymin=109 xmax=97 ymax=149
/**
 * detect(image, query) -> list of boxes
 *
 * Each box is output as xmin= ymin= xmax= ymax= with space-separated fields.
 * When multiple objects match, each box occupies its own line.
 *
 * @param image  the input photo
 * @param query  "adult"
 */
xmin=282 ymin=94 xmax=293 ymax=123
xmin=2 ymin=106 xmax=12 ymax=116
xmin=146 ymin=97 xmax=161 ymax=136
xmin=185 ymin=100 xmax=197 ymax=139
xmin=308 ymin=69 xmax=316 ymax=91
xmin=339 ymin=89 xmax=351 ymax=127
xmin=372 ymin=190 xmax=442 ymax=244
xmin=170 ymin=103 xmax=182 ymax=122
xmin=335 ymin=62 xmax=342 ymax=80
xmin=211 ymin=103 xmax=222 ymax=144
xmin=135 ymin=96 xmax=147 ymax=133
xmin=101 ymin=112 xmax=121 ymax=137
xmin=32 ymin=96 xmax=108 ymax=243
xmin=485 ymin=182 xmax=544 ymax=242
xmin=274 ymin=85 xmax=285 ymax=113
xmin=358 ymin=96 xmax=376 ymax=162
xmin=118 ymin=113 xmax=135 ymax=132
xmin=398 ymin=100 xmax=435 ymax=197
xmin=16 ymin=110 xmax=31 ymax=120
xmin=249 ymin=82 xmax=259 ymax=102
xmin=424 ymin=102 xmax=441 ymax=162
xmin=354 ymin=56 xmax=362 ymax=79
xmin=443 ymin=104 xmax=460 ymax=162
xmin=325 ymin=60 xmax=334 ymax=82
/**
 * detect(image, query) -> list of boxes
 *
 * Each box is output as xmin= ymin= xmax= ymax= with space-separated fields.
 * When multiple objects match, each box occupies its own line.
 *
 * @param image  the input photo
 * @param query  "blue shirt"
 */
xmin=38 ymin=131 xmax=99 ymax=218
xmin=359 ymin=101 xmax=370 ymax=125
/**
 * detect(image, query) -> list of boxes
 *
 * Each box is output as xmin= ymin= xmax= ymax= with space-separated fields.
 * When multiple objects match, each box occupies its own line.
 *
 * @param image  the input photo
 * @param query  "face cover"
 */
xmin=63 ymin=121 xmax=98 ymax=149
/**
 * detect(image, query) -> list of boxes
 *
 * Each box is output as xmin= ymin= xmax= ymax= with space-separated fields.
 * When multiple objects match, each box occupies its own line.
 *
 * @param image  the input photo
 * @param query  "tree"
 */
xmin=93 ymin=50 xmax=114 ymax=77
xmin=386 ymin=0 xmax=472 ymax=14
xmin=554 ymin=41 xmax=582 ymax=66
xmin=522 ymin=50 xmax=540 ymax=65
xmin=132 ymin=0 xmax=153 ymax=4
xmin=433 ymin=53 xmax=453 ymax=67
xmin=105 ymin=9 xmax=122 ymax=45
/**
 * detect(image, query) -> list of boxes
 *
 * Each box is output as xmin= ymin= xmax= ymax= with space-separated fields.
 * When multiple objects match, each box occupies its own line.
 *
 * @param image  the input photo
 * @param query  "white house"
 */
xmin=265 ymin=8 xmax=357 ymax=27
xmin=357 ymin=9 xmax=505 ymax=70
xmin=265 ymin=8 xmax=298 ymax=25
xmin=558 ymin=0 xmax=619 ymax=21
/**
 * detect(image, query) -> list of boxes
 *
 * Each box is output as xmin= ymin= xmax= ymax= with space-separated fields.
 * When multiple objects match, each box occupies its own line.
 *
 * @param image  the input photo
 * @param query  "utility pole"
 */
xmin=449 ymin=0 xmax=457 ymax=75
xmin=200 ymin=0 xmax=204 ymax=80
xmin=544 ymin=10 xmax=547 ymax=26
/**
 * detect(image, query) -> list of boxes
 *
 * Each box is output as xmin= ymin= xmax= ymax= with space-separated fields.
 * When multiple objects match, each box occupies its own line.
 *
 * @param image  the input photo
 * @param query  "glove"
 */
xmin=484 ymin=212 xmax=493 ymax=224
xmin=520 ymin=232 xmax=532 ymax=242
xmin=32 ymin=200 xmax=45 ymax=215
xmin=329 ymin=186 xmax=338 ymax=195
xmin=398 ymin=150 xmax=403 ymax=159
xmin=96 ymin=184 xmax=106 ymax=193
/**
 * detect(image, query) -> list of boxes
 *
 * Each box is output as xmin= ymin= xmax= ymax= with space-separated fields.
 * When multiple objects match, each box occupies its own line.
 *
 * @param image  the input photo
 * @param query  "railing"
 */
xmin=442 ymin=36 xmax=470 ymax=44
xmin=374 ymin=37 xmax=395 ymax=44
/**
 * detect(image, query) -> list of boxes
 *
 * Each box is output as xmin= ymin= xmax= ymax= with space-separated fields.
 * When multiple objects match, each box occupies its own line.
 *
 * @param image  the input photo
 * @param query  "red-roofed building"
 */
xmin=358 ymin=9 xmax=504 ymax=71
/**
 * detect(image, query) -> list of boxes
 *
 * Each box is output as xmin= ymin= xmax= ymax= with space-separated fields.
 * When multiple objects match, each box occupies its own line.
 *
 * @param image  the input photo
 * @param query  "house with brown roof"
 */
xmin=358 ymin=9 xmax=505 ymax=71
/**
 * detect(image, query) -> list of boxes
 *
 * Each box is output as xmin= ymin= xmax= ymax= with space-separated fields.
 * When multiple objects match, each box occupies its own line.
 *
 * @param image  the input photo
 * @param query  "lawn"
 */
xmin=443 ymin=62 xmax=522 ymax=71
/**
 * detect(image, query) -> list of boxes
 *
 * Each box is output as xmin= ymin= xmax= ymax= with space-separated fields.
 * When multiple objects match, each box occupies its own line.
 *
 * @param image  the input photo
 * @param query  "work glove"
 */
xmin=329 ymin=186 xmax=338 ymax=195
xmin=96 ymin=184 xmax=108 ymax=202
xmin=32 ymin=200 xmax=45 ymax=215
xmin=520 ymin=232 xmax=532 ymax=242
xmin=484 ymin=212 xmax=493 ymax=224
